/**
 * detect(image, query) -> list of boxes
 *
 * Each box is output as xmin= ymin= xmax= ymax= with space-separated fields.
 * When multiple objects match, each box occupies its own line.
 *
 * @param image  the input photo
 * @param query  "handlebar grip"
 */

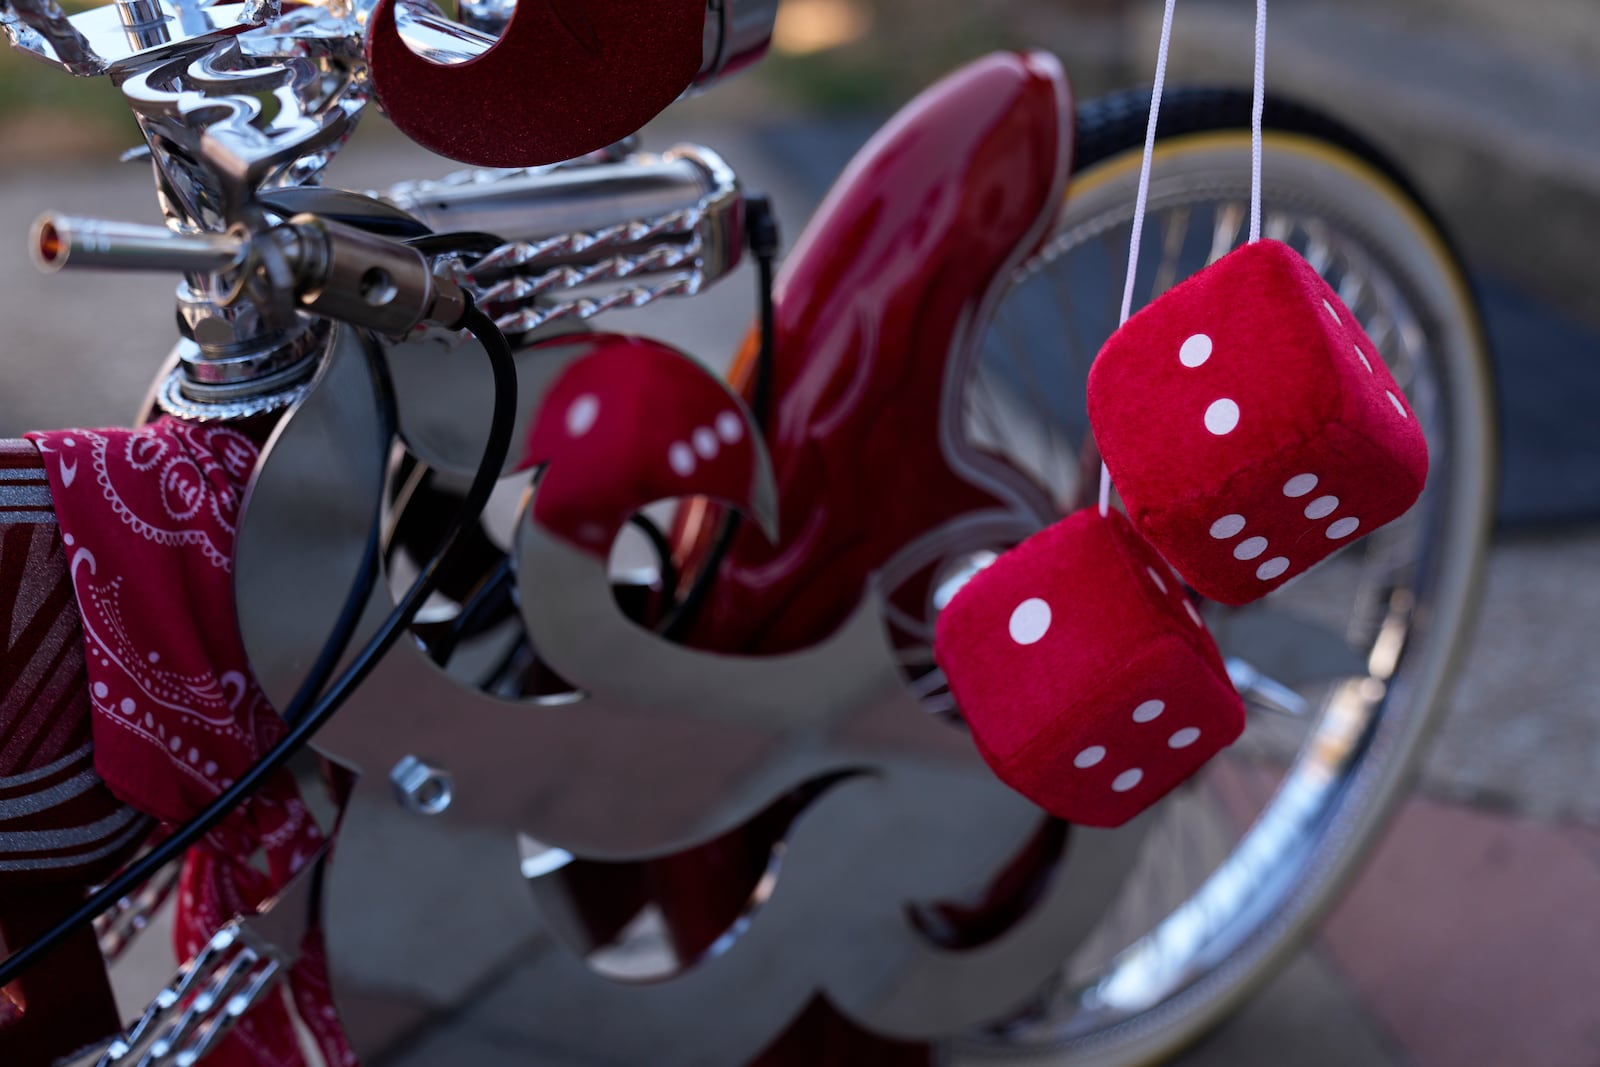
xmin=382 ymin=151 xmax=721 ymax=249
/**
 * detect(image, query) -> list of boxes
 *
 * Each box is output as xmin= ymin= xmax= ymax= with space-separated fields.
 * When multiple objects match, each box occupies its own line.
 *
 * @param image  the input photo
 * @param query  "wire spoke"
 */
xmin=993 ymin=306 xmax=1078 ymax=497
xmin=1208 ymin=202 xmax=1246 ymax=264
xmin=1152 ymin=205 xmax=1193 ymax=298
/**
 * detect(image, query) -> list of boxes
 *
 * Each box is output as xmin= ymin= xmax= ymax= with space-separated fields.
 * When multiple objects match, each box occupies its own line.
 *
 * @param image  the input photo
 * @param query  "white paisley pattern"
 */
xmin=48 ymin=430 xmax=260 ymax=803
xmin=43 ymin=423 xmax=253 ymax=571
xmin=26 ymin=418 xmax=352 ymax=1067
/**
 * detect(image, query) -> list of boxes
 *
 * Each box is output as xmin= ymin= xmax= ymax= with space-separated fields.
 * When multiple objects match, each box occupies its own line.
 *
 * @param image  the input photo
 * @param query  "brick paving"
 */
xmin=1322 ymin=800 xmax=1600 ymax=1067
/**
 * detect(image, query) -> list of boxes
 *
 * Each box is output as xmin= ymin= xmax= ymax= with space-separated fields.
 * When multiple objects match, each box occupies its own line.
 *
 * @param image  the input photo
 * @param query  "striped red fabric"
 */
xmin=0 ymin=440 xmax=145 ymax=885
xmin=0 ymin=439 xmax=139 ymax=1062
xmin=0 ymin=441 xmax=54 ymax=524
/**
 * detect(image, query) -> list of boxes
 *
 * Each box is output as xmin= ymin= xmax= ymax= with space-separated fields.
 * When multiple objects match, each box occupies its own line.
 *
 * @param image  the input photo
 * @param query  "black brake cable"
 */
xmin=428 ymin=552 xmax=515 ymax=666
xmin=279 ymin=363 xmax=392 ymax=726
xmin=290 ymin=229 xmax=510 ymax=714
xmin=0 ymin=300 xmax=519 ymax=988
xmin=658 ymin=192 xmax=779 ymax=640
xmin=627 ymin=513 xmax=680 ymax=605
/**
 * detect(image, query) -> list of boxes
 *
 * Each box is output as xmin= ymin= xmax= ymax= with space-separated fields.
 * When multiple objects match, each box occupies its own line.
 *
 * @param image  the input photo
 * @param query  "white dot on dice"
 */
xmin=1204 ymin=399 xmax=1240 ymax=435
xmin=1234 ymin=536 xmax=1268 ymax=561
xmin=715 ymin=410 xmax=744 ymax=443
xmin=1256 ymin=556 xmax=1290 ymax=580
xmin=1355 ymin=345 xmax=1373 ymax=373
xmin=1387 ymin=391 xmax=1408 ymax=418
xmin=1112 ymin=768 xmax=1144 ymax=792
xmin=1145 ymin=566 xmax=1167 ymax=594
xmin=1210 ymin=514 xmax=1246 ymax=539
xmin=1327 ymin=517 xmax=1361 ymax=539
xmin=1133 ymin=699 xmax=1165 ymax=723
xmin=1180 ymin=333 xmax=1213 ymax=367
xmin=668 ymin=442 xmax=696 ymax=477
xmin=1074 ymin=745 xmax=1106 ymax=769
xmin=1169 ymin=727 xmax=1201 ymax=749
xmin=692 ymin=426 xmax=720 ymax=460
xmin=1283 ymin=473 xmax=1318 ymax=498
xmin=1305 ymin=495 xmax=1339 ymax=520
xmin=1008 ymin=598 xmax=1052 ymax=645
xmin=566 ymin=394 xmax=599 ymax=437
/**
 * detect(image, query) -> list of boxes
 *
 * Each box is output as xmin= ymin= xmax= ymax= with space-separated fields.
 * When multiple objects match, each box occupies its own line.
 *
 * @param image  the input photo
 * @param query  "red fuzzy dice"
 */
xmin=934 ymin=508 xmax=1246 ymax=828
xmin=1087 ymin=239 xmax=1428 ymax=606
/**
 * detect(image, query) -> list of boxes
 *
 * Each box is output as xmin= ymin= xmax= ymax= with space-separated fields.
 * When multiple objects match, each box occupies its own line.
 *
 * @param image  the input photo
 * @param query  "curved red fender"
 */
xmin=523 ymin=334 xmax=776 ymax=553
xmin=366 ymin=0 xmax=707 ymax=166
xmin=677 ymin=51 xmax=1074 ymax=653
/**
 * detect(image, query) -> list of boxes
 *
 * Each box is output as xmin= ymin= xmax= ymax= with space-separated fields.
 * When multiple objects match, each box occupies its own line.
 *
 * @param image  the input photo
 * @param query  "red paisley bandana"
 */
xmin=25 ymin=418 xmax=354 ymax=1067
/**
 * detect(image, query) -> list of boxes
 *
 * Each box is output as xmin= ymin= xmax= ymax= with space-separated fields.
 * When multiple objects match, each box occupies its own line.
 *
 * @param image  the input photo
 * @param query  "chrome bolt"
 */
xmin=390 ymin=756 xmax=454 ymax=815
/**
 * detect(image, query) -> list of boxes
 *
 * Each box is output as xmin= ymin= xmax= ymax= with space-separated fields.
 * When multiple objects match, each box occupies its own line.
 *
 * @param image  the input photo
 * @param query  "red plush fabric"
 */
xmin=523 ymin=334 xmax=763 ymax=553
xmin=23 ymin=420 xmax=354 ymax=1067
xmin=1086 ymin=239 xmax=1428 ymax=606
xmin=366 ymin=0 xmax=706 ymax=166
xmin=933 ymin=508 xmax=1245 ymax=828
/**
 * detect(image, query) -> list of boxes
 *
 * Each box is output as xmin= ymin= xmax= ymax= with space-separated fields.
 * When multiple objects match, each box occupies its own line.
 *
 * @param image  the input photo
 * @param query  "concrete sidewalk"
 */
xmin=1124 ymin=0 xmax=1600 ymax=329
xmin=1006 ymin=0 xmax=1600 ymax=332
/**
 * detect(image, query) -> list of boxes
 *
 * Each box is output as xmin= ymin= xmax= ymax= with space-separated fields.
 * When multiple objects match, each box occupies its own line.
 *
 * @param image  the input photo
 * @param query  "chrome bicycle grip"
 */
xmin=382 ymin=146 xmax=736 ymax=260
xmin=382 ymin=145 xmax=744 ymax=335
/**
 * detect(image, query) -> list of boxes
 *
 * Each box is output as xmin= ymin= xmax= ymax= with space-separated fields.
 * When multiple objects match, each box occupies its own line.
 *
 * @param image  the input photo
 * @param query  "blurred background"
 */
xmin=2 ymin=0 xmax=1598 ymax=1064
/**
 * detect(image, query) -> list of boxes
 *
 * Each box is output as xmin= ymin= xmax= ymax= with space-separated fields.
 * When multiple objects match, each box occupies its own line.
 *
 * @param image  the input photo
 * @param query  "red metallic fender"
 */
xmin=676 ymin=50 xmax=1074 ymax=653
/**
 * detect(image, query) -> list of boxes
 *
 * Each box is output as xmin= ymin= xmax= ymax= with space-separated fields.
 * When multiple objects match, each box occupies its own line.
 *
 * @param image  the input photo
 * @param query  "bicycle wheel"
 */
xmin=928 ymin=89 xmax=1496 ymax=1064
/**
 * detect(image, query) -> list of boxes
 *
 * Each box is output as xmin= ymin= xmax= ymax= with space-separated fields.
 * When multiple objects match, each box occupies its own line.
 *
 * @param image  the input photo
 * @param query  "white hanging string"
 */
xmin=1098 ymin=0 xmax=1267 ymax=516
xmin=1099 ymin=0 xmax=1176 ymax=517
xmin=1249 ymin=0 xmax=1267 ymax=243
xmin=1113 ymin=0 xmax=1179 ymax=336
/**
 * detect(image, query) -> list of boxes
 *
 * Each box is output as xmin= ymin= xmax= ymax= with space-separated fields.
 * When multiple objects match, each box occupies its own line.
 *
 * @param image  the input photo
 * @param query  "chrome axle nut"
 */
xmin=389 ymin=755 xmax=454 ymax=815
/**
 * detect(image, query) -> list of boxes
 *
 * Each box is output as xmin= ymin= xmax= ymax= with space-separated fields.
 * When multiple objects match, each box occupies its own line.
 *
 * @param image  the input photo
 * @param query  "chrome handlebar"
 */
xmin=10 ymin=0 xmax=766 ymax=419
xmin=31 ymin=143 xmax=746 ymax=415
xmin=35 ymin=142 xmax=742 ymax=321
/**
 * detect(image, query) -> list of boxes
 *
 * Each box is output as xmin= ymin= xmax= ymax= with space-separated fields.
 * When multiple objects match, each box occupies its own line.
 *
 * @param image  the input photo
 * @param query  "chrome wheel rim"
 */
xmin=932 ymin=132 xmax=1494 ymax=1063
